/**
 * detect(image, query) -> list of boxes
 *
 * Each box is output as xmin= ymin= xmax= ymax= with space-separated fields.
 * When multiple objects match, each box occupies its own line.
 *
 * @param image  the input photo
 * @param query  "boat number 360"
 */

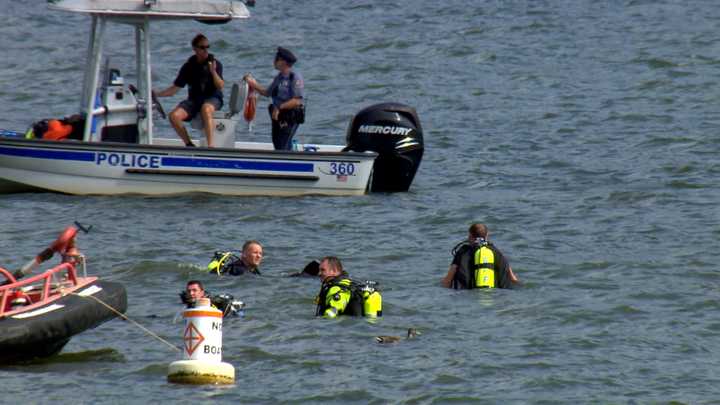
xmin=329 ymin=162 xmax=355 ymax=176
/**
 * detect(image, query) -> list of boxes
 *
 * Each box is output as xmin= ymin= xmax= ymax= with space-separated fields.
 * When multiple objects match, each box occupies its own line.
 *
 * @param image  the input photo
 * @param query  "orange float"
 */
xmin=42 ymin=119 xmax=73 ymax=140
xmin=243 ymin=85 xmax=256 ymax=123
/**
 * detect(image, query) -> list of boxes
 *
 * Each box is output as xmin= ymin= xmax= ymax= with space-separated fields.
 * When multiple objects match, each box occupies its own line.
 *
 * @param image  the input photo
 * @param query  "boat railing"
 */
xmin=0 ymin=262 xmax=89 ymax=317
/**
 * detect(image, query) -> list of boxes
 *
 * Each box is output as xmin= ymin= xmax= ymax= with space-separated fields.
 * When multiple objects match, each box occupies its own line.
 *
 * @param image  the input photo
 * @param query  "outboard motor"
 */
xmin=345 ymin=103 xmax=423 ymax=192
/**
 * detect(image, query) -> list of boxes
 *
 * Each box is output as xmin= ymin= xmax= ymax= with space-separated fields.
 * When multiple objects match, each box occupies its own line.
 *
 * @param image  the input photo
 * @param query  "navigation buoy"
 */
xmin=167 ymin=298 xmax=235 ymax=385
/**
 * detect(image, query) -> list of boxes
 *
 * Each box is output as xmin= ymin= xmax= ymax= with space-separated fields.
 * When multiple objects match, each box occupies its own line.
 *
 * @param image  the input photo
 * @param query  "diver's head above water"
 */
xmin=468 ymin=223 xmax=488 ymax=243
xmin=186 ymin=280 xmax=205 ymax=301
xmin=241 ymin=240 xmax=263 ymax=270
xmin=180 ymin=280 xmax=207 ymax=307
xmin=319 ymin=256 xmax=343 ymax=282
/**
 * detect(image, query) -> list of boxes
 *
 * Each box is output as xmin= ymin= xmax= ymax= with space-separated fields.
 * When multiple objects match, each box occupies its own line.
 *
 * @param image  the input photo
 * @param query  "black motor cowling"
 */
xmin=345 ymin=102 xmax=423 ymax=192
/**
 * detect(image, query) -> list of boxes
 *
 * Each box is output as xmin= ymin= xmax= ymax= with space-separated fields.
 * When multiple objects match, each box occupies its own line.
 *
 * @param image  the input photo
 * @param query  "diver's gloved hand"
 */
xmin=323 ymin=307 xmax=339 ymax=319
xmin=289 ymin=260 xmax=320 ymax=277
xmin=303 ymin=260 xmax=320 ymax=276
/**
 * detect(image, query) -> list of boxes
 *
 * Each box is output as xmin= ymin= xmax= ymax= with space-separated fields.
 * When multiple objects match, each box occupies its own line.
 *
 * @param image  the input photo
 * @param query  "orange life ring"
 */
xmin=243 ymin=86 xmax=256 ymax=122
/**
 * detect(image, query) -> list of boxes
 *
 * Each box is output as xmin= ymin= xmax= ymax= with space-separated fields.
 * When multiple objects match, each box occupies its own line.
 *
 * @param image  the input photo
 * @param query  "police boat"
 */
xmin=0 ymin=225 xmax=127 ymax=363
xmin=0 ymin=0 xmax=423 ymax=196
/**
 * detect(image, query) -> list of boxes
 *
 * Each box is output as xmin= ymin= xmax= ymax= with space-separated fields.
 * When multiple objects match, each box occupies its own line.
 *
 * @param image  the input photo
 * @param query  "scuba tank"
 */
xmin=360 ymin=281 xmax=382 ymax=317
xmin=207 ymin=251 xmax=241 ymax=275
xmin=317 ymin=278 xmax=384 ymax=318
xmin=211 ymin=293 xmax=245 ymax=317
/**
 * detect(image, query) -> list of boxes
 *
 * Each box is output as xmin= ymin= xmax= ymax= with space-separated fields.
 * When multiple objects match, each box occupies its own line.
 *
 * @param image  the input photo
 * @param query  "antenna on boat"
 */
xmin=74 ymin=221 xmax=92 ymax=234
xmin=103 ymin=57 xmax=110 ymax=87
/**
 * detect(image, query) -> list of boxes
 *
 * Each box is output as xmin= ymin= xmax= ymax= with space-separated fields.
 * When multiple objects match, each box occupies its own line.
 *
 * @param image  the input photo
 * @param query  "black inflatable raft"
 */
xmin=0 ymin=280 xmax=127 ymax=363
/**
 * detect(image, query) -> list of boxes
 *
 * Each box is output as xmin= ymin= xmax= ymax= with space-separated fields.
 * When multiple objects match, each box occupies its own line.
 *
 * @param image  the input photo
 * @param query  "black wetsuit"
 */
xmin=451 ymin=242 xmax=513 ymax=289
xmin=225 ymin=259 xmax=261 ymax=276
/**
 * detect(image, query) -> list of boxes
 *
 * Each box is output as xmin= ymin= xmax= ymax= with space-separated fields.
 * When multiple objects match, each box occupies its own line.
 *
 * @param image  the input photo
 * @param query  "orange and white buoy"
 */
xmin=167 ymin=298 xmax=235 ymax=385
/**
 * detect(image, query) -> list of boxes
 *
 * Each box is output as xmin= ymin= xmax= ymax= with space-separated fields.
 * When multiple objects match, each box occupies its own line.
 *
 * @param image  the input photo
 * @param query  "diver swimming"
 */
xmin=179 ymin=280 xmax=244 ymax=318
xmin=206 ymin=240 xmax=263 ymax=276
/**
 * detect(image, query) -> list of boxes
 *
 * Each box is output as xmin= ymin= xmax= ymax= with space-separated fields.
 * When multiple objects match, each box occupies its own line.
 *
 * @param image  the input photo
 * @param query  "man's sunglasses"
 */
xmin=194 ymin=45 xmax=210 ymax=50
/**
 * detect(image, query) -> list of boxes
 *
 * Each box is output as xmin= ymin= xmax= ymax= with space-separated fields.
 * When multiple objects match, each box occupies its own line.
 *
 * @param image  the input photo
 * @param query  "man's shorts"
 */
xmin=178 ymin=97 xmax=223 ymax=121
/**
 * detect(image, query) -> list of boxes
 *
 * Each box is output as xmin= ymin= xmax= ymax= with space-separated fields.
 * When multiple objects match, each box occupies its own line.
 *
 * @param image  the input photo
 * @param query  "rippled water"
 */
xmin=2 ymin=0 xmax=720 ymax=403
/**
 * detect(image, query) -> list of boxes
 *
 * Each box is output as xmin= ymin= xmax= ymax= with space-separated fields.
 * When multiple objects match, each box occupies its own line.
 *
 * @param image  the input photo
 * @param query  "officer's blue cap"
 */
xmin=276 ymin=47 xmax=297 ymax=65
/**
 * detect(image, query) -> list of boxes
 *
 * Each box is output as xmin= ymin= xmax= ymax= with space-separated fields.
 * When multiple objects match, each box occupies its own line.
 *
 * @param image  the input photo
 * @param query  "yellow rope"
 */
xmin=71 ymin=292 xmax=182 ymax=353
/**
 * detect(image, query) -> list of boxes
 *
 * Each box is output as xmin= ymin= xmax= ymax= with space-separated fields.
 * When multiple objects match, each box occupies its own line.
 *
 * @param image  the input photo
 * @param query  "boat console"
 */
xmin=99 ymin=69 xmax=141 ymax=143
xmin=96 ymin=68 xmax=243 ymax=148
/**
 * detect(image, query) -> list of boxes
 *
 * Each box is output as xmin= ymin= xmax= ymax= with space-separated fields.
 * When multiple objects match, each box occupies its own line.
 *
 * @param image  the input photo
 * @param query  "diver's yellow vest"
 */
xmin=474 ymin=245 xmax=496 ymax=288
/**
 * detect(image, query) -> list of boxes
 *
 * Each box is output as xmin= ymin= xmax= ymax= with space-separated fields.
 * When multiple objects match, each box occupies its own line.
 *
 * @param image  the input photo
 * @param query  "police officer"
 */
xmin=244 ymin=47 xmax=305 ymax=150
xmin=315 ymin=256 xmax=363 ymax=318
xmin=441 ymin=223 xmax=519 ymax=289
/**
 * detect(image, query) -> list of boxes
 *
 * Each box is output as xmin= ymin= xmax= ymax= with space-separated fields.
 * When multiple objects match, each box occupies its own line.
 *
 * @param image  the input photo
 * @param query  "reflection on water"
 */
xmin=475 ymin=291 xmax=496 ymax=308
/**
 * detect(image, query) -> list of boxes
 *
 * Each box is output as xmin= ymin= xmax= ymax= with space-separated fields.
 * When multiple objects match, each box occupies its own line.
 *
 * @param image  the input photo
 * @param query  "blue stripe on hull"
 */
xmin=0 ymin=146 xmax=95 ymax=162
xmin=161 ymin=157 xmax=314 ymax=172
xmin=0 ymin=145 xmax=314 ymax=173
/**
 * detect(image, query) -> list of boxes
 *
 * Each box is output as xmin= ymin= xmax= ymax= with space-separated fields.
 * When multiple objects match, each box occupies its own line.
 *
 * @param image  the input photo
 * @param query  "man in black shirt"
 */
xmin=156 ymin=34 xmax=224 ymax=147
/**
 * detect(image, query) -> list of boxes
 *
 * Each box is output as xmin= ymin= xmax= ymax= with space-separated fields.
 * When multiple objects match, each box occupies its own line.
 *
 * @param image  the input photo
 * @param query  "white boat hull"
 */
xmin=0 ymin=138 xmax=376 ymax=196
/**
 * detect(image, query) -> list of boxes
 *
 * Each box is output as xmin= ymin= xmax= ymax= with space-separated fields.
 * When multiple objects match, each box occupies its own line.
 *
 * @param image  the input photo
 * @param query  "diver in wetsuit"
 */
xmin=441 ymin=223 xmax=520 ymax=289
xmin=207 ymin=240 xmax=263 ymax=276
xmin=179 ymin=280 xmax=244 ymax=317
xmin=315 ymin=256 xmax=382 ymax=318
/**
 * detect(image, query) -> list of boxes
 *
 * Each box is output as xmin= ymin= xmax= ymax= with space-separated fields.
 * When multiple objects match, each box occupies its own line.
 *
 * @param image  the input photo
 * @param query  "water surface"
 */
xmin=1 ymin=0 xmax=720 ymax=403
